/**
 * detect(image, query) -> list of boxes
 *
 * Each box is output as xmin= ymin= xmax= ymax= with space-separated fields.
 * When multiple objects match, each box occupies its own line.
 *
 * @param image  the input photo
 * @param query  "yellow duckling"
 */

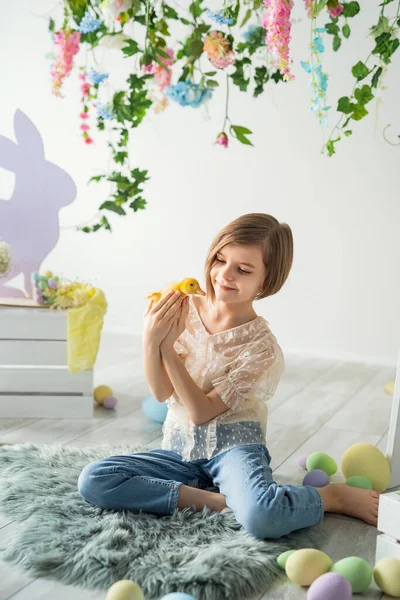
xmin=146 ymin=278 xmax=206 ymax=309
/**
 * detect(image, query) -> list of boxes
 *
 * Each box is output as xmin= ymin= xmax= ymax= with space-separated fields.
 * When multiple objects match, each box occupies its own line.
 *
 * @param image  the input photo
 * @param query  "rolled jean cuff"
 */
xmin=168 ymin=480 xmax=183 ymax=514
xmin=307 ymin=485 xmax=325 ymax=524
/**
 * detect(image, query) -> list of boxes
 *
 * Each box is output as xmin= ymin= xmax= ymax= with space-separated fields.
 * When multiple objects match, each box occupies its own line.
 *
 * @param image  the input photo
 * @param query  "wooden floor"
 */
xmin=0 ymin=333 xmax=395 ymax=600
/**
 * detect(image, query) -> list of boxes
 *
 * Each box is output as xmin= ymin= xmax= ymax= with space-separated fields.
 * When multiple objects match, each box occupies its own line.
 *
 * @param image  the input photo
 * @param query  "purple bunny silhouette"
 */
xmin=0 ymin=110 xmax=76 ymax=298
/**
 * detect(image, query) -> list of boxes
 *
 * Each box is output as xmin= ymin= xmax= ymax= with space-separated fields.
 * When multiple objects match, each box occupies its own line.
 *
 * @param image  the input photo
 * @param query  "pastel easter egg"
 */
xmin=303 ymin=469 xmax=330 ymax=487
xmin=103 ymin=396 xmax=118 ymax=409
xmin=277 ymin=549 xmax=296 ymax=570
xmin=341 ymin=443 xmax=391 ymax=492
xmin=93 ymin=385 xmax=113 ymax=405
xmin=306 ymin=452 xmax=337 ymax=476
xmin=47 ymin=278 xmax=58 ymax=289
xmin=330 ymin=557 xmax=372 ymax=593
xmin=307 ymin=572 xmax=352 ymax=600
xmin=345 ymin=475 xmax=373 ymax=489
xmin=286 ymin=549 xmax=332 ymax=586
xmin=373 ymin=557 xmax=400 ymax=597
xmin=106 ymin=580 xmax=144 ymax=600
xmin=298 ymin=455 xmax=308 ymax=469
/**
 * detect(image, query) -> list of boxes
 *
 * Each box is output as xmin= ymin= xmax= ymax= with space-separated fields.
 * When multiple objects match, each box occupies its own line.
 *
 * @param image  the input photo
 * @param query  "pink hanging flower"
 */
xmin=327 ymin=2 xmax=344 ymax=18
xmin=215 ymin=132 xmax=229 ymax=148
xmin=303 ymin=0 xmax=314 ymax=18
xmin=80 ymin=123 xmax=90 ymax=131
xmin=80 ymin=111 xmax=89 ymax=119
xmin=81 ymin=82 xmax=91 ymax=96
xmin=51 ymin=29 xmax=81 ymax=96
xmin=263 ymin=0 xmax=294 ymax=81
xmin=84 ymin=137 xmax=94 ymax=144
xmin=142 ymin=48 xmax=175 ymax=111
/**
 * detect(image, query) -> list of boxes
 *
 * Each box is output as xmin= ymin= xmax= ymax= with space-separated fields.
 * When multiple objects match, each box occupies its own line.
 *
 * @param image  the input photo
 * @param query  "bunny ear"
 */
xmin=0 ymin=135 xmax=18 ymax=171
xmin=13 ymin=109 xmax=44 ymax=159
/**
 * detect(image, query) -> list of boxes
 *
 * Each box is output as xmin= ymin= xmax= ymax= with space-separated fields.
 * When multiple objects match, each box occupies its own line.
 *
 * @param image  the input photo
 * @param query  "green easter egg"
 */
xmin=306 ymin=452 xmax=337 ymax=476
xmin=277 ymin=550 xmax=296 ymax=570
xmin=346 ymin=475 xmax=373 ymax=489
xmin=38 ymin=280 xmax=48 ymax=291
xmin=331 ymin=557 xmax=372 ymax=593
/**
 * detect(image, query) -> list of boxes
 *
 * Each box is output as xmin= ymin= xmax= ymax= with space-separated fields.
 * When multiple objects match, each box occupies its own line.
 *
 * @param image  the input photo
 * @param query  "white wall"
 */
xmin=1 ymin=1 xmax=399 ymax=366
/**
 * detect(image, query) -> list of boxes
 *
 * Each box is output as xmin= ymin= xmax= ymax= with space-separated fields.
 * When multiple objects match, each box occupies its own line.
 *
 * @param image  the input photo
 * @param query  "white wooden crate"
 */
xmin=0 ymin=304 xmax=93 ymax=418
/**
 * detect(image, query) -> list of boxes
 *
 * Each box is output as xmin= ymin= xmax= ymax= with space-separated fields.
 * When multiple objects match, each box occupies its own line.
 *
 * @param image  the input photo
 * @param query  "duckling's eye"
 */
xmin=190 ymin=283 xmax=194 ymax=286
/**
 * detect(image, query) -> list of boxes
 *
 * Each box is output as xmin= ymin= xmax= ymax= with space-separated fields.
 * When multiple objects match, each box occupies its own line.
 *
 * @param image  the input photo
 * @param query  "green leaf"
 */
xmin=189 ymin=39 xmax=204 ymax=58
xmin=325 ymin=140 xmax=336 ymax=156
xmin=351 ymin=60 xmax=369 ymax=80
xmin=342 ymin=24 xmax=351 ymax=38
xmin=130 ymin=196 xmax=147 ymax=211
xmin=206 ymin=80 xmax=219 ymax=88
xmin=333 ymin=35 xmax=341 ymax=51
xmin=315 ymin=0 xmax=329 ymax=16
xmin=231 ymin=125 xmax=253 ymax=135
xmin=240 ymin=9 xmax=252 ymax=28
xmin=354 ymin=85 xmax=374 ymax=105
xmin=204 ymin=71 xmax=217 ymax=76
xmin=163 ymin=4 xmax=179 ymax=19
xmin=370 ymin=15 xmax=389 ymax=38
xmin=48 ymin=18 xmax=55 ymax=32
xmin=351 ymin=104 xmax=368 ymax=120
xmin=371 ymin=66 xmax=383 ymax=88
xmin=344 ymin=130 xmax=352 ymax=137
xmin=113 ymin=91 xmax=126 ymax=106
xmin=337 ymin=96 xmax=353 ymax=114
xmin=342 ymin=1 xmax=360 ymax=17
xmin=114 ymin=151 xmax=128 ymax=164
xmin=230 ymin=58 xmax=251 ymax=92
xmin=372 ymin=33 xmax=400 ymax=65
xmin=230 ymin=125 xmax=254 ymax=146
xmin=89 ymin=175 xmax=105 ymax=183
xmin=254 ymin=66 xmax=269 ymax=97
xmin=122 ymin=39 xmax=140 ymax=57
xmin=325 ymin=22 xmax=340 ymax=35
xmin=99 ymin=201 xmax=126 ymax=215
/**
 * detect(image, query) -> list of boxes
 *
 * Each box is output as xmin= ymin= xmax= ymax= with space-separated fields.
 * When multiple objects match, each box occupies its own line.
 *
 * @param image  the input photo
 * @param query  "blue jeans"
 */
xmin=78 ymin=444 xmax=324 ymax=540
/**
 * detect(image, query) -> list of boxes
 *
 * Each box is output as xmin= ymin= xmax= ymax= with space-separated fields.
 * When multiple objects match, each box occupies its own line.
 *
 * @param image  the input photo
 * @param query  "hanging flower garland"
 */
xmin=46 ymin=0 xmax=400 ymax=233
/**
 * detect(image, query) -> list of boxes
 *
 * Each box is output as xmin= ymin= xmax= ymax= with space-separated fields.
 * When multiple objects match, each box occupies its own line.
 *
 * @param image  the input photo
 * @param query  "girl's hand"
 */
xmin=160 ymin=295 xmax=189 ymax=353
xmin=143 ymin=290 xmax=184 ymax=348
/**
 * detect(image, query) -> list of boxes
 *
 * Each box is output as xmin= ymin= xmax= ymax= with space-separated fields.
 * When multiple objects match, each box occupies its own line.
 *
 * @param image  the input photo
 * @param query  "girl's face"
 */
xmin=210 ymin=243 xmax=266 ymax=303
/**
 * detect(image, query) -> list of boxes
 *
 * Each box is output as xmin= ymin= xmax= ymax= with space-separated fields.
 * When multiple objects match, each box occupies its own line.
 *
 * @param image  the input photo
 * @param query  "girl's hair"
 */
xmin=204 ymin=213 xmax=293 ymax=304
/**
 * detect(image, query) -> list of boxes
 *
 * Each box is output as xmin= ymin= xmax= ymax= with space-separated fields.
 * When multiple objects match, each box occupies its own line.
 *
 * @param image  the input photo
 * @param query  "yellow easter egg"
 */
xmin=341 ymin=443 xmax=391 ymax=492
xmin=286 ymin=549 xmax=332 ymax=586
xmin=106 ymin=580 xmax=144 ymax=600
xmin=373 ymin=557 xmax=400 ymax=597
xmin=93 ymin=385 xmax=113 ymax=405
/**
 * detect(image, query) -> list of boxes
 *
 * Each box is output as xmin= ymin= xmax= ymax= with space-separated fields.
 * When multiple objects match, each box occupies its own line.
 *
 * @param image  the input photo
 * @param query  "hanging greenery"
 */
xmin=47 ymin=0 xmax=399 ymax=233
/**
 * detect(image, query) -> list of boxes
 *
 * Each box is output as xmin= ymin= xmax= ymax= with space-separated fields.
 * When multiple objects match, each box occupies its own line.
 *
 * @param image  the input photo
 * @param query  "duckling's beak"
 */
xmin=196 ymin=287 xmax=206 ymax=296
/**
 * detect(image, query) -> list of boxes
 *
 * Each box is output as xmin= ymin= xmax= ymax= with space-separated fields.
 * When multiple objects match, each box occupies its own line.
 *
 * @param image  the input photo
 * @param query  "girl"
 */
xmin=78 ymin=213 xmax=379 ymax=539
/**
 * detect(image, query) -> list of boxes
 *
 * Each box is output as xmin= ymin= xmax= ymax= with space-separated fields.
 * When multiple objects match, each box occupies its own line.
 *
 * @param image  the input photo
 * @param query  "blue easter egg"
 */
xmin=303 ymin=469 xmax=330 ymax=487
xmin=160 ymin=594 xmax=197 ymax=600
xmin=142 ymin=395 xmax=168 ymax=423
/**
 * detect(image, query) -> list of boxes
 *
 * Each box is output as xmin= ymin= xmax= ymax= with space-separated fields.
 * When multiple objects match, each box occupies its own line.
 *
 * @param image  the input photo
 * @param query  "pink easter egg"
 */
xmin=298 ymin=454 xmax=308 ymax=469
xmin=103 ymin=395 xmax=118 ymax=409
xmin=307 ymin=572 xmax=352 ymax=600
xmin=303 ymin=469 xmax=330 ymax=487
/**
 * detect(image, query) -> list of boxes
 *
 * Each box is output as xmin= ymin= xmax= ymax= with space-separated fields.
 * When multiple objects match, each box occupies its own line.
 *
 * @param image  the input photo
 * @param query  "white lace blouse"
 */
xmin=161 ymin=295 xmax=285 ymax=461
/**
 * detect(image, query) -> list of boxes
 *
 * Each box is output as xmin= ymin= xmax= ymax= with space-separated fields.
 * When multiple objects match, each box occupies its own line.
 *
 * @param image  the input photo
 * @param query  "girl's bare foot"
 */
xmin=315 ymin=483 xmax=380 ymax=526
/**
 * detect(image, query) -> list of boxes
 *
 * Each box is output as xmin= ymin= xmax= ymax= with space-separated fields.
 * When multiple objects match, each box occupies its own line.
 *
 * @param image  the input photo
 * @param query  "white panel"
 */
xmin=387 ymin=349 xmax=400 ymax=488
xmin=0 ymin=395 xmax=93 ymax=418
xmin=0 ymin=340 xmax=67 ymax=366
xmin=0 ymin=367 xmax=93 ymax=394
xmin=378 ymin=491 xmax=400 ymax=540
xmin=376 ymin=534 xmax=400 ymax=564
xmin=0 ymin=306 xmax=67 ymax=340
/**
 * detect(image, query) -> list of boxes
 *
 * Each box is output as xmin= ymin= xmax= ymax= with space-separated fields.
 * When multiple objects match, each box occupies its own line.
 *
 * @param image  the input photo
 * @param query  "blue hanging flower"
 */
xmin=312 ymin=36 xmax=325 ymax=54
xmin=164 ymin=82 xmax=213 ymax=108
xmin=301 ymin=28 xmax=330 ymax=127
xmin=87 ymin=68 xmax=109 ymax=85
xmin=206 ymin=9 xmax=234 ymax=26
xmin=96 ymin=103 xmax=115 ymax=120
xmin=78 ymin=11 xmax=102 ymax=34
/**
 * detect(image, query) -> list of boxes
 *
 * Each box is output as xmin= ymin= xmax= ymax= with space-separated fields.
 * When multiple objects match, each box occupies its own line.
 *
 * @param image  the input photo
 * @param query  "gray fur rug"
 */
xmin=0 ymin=443 xmax=326 ymax=600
